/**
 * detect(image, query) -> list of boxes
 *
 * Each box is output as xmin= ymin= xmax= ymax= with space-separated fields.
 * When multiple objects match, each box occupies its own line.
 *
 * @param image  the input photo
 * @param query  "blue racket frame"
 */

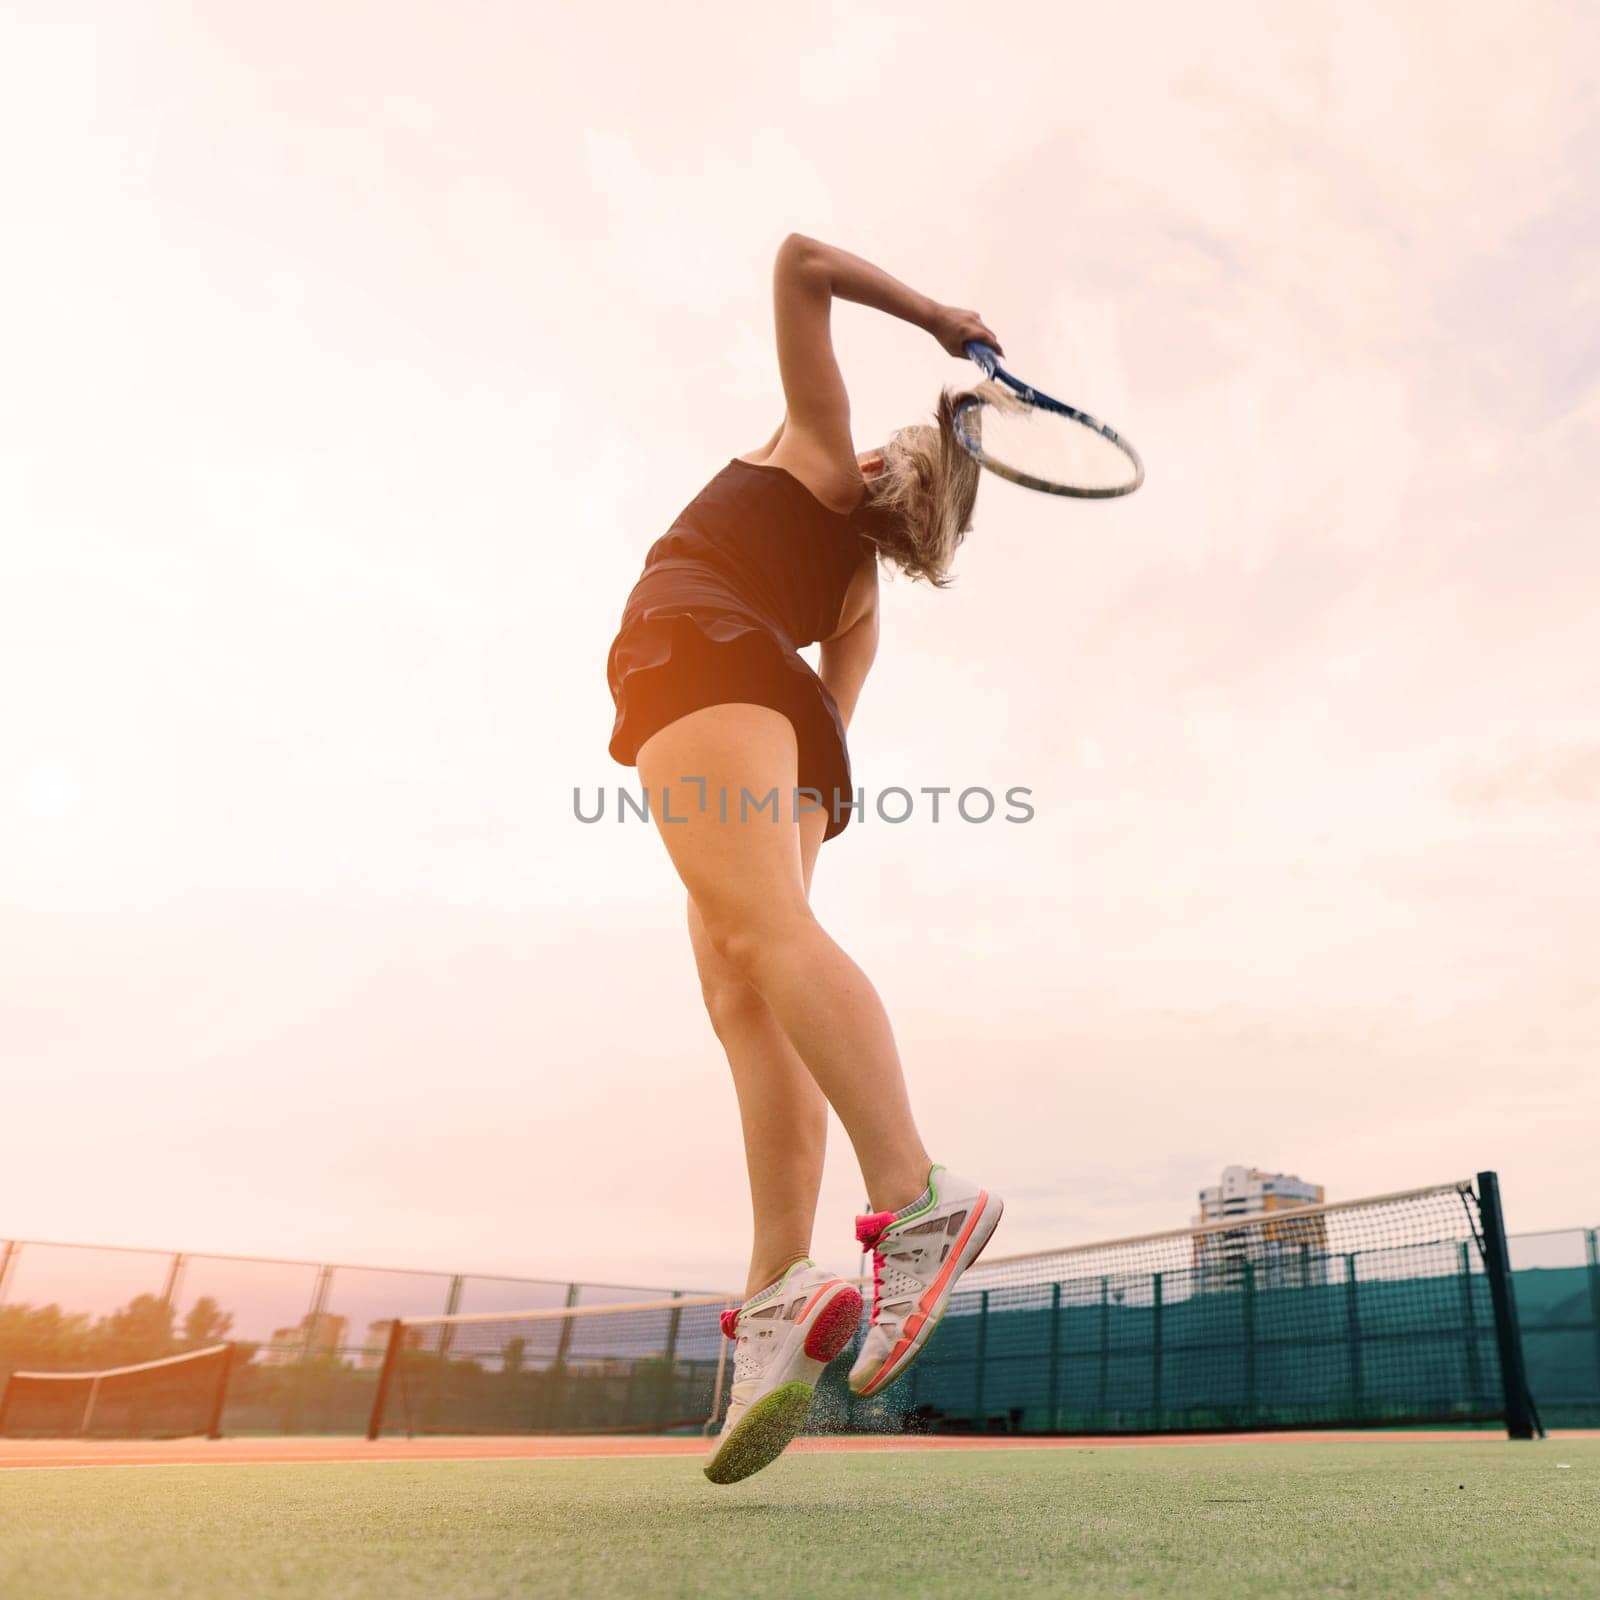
xmin=957 ymin=339 xmax=1144 ymax=499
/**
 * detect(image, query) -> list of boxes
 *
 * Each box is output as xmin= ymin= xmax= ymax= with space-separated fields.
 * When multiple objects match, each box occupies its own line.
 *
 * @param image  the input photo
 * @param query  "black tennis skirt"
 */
xmin=605 ymin=559 xmax=853 ymax=840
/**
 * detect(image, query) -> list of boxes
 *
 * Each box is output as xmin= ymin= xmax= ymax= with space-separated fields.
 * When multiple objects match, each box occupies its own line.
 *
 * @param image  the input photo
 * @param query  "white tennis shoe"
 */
xmin=704 ymin=1259 xmax=862 ymax=1485
xmin=848 ymin=1165 xmax=1003 ymax=1397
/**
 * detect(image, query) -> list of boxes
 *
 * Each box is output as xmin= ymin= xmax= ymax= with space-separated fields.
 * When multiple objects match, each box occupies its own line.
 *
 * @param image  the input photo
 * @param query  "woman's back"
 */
xmin=640 ymin=457 xmax=870 ymax=649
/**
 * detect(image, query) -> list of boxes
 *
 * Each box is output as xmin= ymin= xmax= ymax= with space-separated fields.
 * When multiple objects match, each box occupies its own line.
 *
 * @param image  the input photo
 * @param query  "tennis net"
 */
xmin=902 ymin=1173 xmax=1540 ymax=1436
xmin=367 ymin=1295 xmax=736 ymax=1438
xmin=0 ymin=1343 xmax=234 ymax=1439
xmin=367 ymin=1173 xmax=1542 ymax=1441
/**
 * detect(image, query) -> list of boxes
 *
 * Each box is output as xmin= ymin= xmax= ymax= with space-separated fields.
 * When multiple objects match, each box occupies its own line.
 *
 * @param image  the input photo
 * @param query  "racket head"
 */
xmin=957 ymin=340 xmax=1144 ymax=500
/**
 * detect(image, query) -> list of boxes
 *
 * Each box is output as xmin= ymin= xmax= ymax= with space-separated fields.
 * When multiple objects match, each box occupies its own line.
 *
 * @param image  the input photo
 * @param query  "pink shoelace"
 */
xmin=855 ymin=1211 xmax=897 ymax=1326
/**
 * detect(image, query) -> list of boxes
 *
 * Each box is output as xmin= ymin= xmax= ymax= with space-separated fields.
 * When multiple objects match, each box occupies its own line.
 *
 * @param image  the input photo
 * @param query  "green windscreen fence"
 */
xmin=827 ymin=1178 xmax=1518 ymax=1436
xmin=12 ymin=1183 xmax=1584 ymax=1439
xmin=1507 ymin=1229 xmax=1600 ymax=1430
xmin=369 ymin=1175 xmax=1552 ymax=1441
xmin=833 ymin=1238 xmax=1502 ymax=1434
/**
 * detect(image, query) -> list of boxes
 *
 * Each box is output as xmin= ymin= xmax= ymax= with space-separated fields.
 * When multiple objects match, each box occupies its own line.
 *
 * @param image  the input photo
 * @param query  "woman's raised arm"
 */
xmin=771 ymin=235 xmax=1003 ymax=459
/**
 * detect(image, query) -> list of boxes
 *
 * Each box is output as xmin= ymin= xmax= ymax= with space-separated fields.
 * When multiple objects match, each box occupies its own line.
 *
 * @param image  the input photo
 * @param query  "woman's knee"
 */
xmin=698 ymin=969 xmax=770 ymax=1040
xmin=700 ymin=900 xmax=818 ymax=984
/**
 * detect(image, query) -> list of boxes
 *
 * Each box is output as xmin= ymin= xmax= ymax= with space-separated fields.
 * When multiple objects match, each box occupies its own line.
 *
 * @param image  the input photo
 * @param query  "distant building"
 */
xmin=361 ymin=1320 xmax=426 ymax=1369
xmin=262 ymin=1312 xmax=350 ymax=1364
xmin=1197 ymin=1165 xmax=1323 ymax=1223
xmin=361 ymin=1321 xmax=392 ymax=1369
xmin=1192 ymin=1166 xmax=1328 ymax=1288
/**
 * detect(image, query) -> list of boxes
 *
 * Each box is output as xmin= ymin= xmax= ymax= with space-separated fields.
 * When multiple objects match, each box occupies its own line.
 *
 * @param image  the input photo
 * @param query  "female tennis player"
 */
xmin=605 ymin=234 xmax=1014 ymax=1484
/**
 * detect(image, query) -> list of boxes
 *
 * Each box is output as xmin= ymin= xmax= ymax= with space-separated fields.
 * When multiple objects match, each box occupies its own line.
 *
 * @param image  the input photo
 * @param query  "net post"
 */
xmin=0 ymin=1374 xmax=14 ymax=1437
xmin=1475 ymin=1171 xmax=1543 ymax=1440
xmin=367 ymin=1318 xmax=408 ymax=1441
xmin=205 ymin=1343 xmax=234 ymax=1440
xmin=81 ymin=1374 xmax=103 ymax=1437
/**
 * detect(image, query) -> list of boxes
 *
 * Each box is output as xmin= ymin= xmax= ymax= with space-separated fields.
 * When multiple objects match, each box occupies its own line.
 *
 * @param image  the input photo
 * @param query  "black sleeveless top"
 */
xmin=605 ymin=457 xmax=874 ymax=841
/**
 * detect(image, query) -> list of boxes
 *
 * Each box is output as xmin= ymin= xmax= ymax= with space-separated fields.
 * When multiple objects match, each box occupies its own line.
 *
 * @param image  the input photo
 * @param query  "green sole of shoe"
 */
xmin=703 ymin=1381 xmax=814 ymax=1485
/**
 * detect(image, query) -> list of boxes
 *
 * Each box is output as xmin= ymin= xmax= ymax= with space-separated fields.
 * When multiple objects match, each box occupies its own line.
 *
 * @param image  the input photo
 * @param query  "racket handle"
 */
xmin=964 ymin=339 xmax=999 ymax=378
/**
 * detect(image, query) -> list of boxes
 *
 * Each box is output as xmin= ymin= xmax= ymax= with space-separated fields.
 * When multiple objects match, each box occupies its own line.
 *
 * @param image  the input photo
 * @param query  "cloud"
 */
xmin=1453 ymin=743 xmax=1600 ymax=813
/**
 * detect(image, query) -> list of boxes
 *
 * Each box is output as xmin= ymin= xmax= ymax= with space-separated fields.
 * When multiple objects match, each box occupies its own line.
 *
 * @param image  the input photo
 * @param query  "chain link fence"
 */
xmin=0 ymin=1237 xmax=722 ymax=1435
xmin=2 ymin=1227 xmax=1594 ymax=1434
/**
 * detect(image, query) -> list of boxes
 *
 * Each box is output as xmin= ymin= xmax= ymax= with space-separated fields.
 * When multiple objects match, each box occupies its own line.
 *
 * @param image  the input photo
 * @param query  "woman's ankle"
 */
xmin=742 ymin=1249 xmax=813 ymax=1301
xmin=864 ymin=1158 xmax=935 ymax=1217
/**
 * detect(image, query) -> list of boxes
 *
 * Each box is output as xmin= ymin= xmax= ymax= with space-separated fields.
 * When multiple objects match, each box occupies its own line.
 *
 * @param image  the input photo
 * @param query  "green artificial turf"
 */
xmin=1 ymin=1440 xmax=1595 ymax=1599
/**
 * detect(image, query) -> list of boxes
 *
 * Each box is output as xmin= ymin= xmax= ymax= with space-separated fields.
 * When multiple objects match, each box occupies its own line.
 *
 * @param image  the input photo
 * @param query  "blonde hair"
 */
xmin=858 ymin=378 xmax=1027 ymax=586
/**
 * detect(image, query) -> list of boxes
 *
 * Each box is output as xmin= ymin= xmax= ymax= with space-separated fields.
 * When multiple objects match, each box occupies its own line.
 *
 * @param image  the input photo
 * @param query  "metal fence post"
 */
xmin=662 ymin=1294 xmax=685 ymax=1429
xmin=299 ymin=1266 xmax=334 ymax=1357
xmin=547 ymin=1283 xmax=580 ymax=1429
xmin=159 ymin=1253 xmax=185 ymax=1325
xmin=973 ymin=1290 xmax=990 ymax=1423
xmin=285 ymin=1265 xmax=334 ymax=1435
xmin=0 ymin=1241 xmax=19 ymax=1307
xmin=1345 ymin=1253 xmax=1362 ymax=1416
xmin=1151 ymin=1273 xmax=1163 ymax=1419
xmin=1476 ymin=1171 xmax=1543 ymax=1440
xmin=1097 ymin=1277 xmax=1110 ymax=1422
xmin=552 ymin=1283 xmax=580 ymax=1367
xmin=433 ymin=1274 xmax=462 ymax=1368
xmin=1585 ymin=1229 xmax=1600 ymax=1405
xmin=1242 ymin=1259 xmax=1257 ymax=1415
xmin=1458 ymin=1240 xmax=1483 ymax=1404
xmin=1046 ymin=1282 xmax=1062 ymax=1430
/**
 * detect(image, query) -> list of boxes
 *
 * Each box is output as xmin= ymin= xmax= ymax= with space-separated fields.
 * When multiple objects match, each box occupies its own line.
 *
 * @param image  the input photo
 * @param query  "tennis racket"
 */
xmin=955 ymin=340 xmax=1144 ymax=499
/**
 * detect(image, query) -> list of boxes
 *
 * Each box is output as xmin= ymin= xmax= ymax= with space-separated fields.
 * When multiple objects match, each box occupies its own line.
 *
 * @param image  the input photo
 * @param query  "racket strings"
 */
xmin=958 ymin=398 xmax=1142 ymax=497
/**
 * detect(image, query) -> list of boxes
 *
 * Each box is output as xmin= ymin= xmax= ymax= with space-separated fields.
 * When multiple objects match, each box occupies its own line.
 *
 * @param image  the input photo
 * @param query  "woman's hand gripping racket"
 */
xmin=956 ymin=339 xmax=1144 ymax=499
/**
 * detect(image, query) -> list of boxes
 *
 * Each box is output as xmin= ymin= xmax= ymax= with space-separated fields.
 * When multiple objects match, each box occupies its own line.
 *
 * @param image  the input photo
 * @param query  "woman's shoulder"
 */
xmin=737 ymin=427 xmax=866 ymax=518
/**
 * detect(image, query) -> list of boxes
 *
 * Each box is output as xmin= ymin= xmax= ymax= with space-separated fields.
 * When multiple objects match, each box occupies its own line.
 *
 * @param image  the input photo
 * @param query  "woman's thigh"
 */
xmin=635 ymin=701 xmax=818 ymax=927
xmin=686 ymin=794 xmax=827 ymax=1007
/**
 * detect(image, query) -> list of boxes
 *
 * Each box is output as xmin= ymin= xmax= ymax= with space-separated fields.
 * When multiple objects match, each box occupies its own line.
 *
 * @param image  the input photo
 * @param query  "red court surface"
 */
xmin=4 ymin=1430 xmax=1594 ymax=1470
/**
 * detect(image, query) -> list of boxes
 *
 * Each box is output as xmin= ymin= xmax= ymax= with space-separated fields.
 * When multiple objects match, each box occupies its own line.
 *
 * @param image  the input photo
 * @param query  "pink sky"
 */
xmin=3 ymin=4 xmax=1596 ymax=1295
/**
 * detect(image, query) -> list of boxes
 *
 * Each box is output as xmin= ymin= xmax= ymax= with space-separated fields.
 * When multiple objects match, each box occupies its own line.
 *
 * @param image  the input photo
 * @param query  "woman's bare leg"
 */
xmin=638 ymin=702 xmax=932 ymax=1220
xmin=685 ymin=805 xmax=826 ymax=1300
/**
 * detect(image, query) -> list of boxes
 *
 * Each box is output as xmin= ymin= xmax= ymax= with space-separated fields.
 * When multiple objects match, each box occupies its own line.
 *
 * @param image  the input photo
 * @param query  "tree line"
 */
xmin=0 ymin=1294 xmax=257 ymax=1376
